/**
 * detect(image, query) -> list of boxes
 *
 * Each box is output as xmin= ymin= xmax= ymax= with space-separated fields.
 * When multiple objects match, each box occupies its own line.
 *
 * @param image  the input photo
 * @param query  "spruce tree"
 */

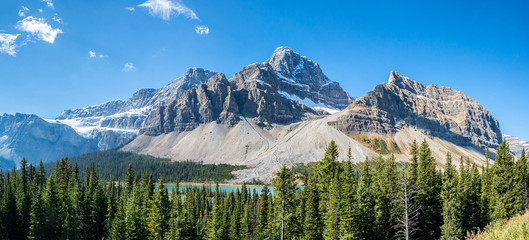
xmin=415 ymin=140 xmax=441 ymax=239
xmin=148 ymin=178 xmax=171 ymax=239
xmin=440 ymin=153 xmax=462 ymax=239
xmin=491 ymin=141 xmax=522 ymax=220
xmin=304 ymin=178 xmax=323 ymax=240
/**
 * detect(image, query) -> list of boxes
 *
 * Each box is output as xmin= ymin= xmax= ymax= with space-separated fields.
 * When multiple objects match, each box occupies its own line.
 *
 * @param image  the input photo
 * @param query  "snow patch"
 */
xmin=46 ymin=107 xmax=150 ymax=137
xmin=314 ymin=107 xmax=340 ymax=114
xmin=278 ymin=91 xmax=339 ymax=114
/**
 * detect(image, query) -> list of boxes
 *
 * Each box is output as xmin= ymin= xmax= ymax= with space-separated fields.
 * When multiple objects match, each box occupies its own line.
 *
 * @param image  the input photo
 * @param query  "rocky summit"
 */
xmin=329 ymin=71 xmax=502 ymax=150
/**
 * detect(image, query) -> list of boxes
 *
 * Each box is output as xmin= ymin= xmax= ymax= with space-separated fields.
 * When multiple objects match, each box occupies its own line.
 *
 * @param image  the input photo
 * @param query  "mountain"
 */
xmin=124 ymin=57 xmax=496 ymax=182
xmin=54 ymin=68 xmax=218 ymax=149
xmin=139 ymin=47 xmax=353 ymax=136
xmin=0 ymin=113 xmax=98 ymax=168
xmin=503 ymin=134 xmax=529 ymax=158
xmin=329 ymin=71 xmax=502 ymax=150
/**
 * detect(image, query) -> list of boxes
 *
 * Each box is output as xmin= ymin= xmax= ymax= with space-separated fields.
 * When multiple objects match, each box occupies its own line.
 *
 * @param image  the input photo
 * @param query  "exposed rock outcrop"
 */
xmin=140 ymin=73 xmax=320 ymax=135
xmin=329 ymin=71 xmax=502 ymax=149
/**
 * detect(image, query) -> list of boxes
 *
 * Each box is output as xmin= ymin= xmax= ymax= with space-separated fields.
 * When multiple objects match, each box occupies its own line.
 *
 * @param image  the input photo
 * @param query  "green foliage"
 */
xmin=44 ymin=149 xmax=246 ymax=182
xmin=351 ymin=134 xmax=401 ymax=154
xmin=441 ymin=153 xmax=462 ymax=239
xmin=2 ymin=140 xmax=528 ymax=240
xmin=491 ymin=141 xmax=522 ymax=221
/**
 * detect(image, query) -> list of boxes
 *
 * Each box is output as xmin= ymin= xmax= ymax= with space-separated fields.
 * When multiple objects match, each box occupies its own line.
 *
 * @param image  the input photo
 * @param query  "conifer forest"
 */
xmin=0 ymin=140 xmax=527 ymax=240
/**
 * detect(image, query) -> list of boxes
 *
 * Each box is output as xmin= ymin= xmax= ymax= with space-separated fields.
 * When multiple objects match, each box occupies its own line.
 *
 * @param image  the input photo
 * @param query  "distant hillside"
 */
xmin=44 ymin=149 xmax=246 ymax=182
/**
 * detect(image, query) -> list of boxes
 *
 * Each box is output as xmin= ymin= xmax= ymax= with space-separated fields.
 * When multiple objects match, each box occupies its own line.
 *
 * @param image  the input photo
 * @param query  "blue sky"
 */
xmin=0 ymin=0 xmax=528 ymax=139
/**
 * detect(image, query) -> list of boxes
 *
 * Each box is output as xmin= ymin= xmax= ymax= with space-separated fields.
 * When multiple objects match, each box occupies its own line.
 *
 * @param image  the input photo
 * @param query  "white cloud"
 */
xmin=138 ymin=0 xmax=198 ymax=21
xmin=18 ymin=6 xmax=29 ymax=17
xmin=0 ymin=33 xmax=20 ymax=56
xmin=52 ymin=16 xmax=63 ymax=24
xmin=38 ymin=9 xmax=44 ymax=13
xmin=89 ymin=50 xmax=106 ymax=58
xmin=195 ymin=25 xmax=209 ymax=35
xmin=126 ymin=7 xmax=135 ymax=12
xmin=123 ymin=62 xmax=136 ymax=71
xmin=42 ymin=0 xmax=54 ymax=8
xmin=16 ymin=16 xmax=63 ymax=44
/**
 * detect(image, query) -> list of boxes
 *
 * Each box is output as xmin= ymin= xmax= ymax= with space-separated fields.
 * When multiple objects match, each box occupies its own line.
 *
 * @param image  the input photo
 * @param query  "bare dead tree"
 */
xmin=393 ymin=168 xmax=420 ymax=240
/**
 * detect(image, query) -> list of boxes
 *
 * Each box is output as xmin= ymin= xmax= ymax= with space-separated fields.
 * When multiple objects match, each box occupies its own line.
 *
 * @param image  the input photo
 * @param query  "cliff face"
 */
xmin=140 ymin=47 xmax=353 ymax=136
xmin=140 ymin=73 xmax=320 ymax=135
xmin=330 ymin=71 xmax=502 ymax=149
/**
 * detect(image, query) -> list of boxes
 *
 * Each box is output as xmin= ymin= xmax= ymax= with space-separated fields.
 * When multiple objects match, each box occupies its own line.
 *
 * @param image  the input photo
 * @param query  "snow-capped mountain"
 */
xmin=503 ymin=134 xmax=529 ymax=158
xmin=53 ymin=68 xmax=218 ymax=149
xmin=53 ymin=47 xmax=353 ymax=150
xmin=0 ymin=113 xmax=98 ymax=168
xmin=252 ymin=46 xmax=353 ymax=111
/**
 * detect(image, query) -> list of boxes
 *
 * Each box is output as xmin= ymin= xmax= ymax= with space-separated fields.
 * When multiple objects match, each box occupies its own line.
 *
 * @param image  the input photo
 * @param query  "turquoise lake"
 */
xmin=165 ymin=184 xmax=271 ymax=194
xmin=164 ymin=184 xmax=304 ymax=194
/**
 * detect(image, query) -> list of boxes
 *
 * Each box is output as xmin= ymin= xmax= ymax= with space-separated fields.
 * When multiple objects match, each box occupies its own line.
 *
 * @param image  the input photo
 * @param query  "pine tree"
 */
xmin=29 ymin=188 xmax=47 ymax=240
xmin=304 ymin=178 xmax=323 ymax=240
xmin=318 ymin=140 xmax=341 ymax=193
xmin=491 ymin=141 xmax=522 ymax=220
xmin=148 ymin=178 xmax=171 ymax=239
xmin=407 ymin=140 xmax=419 ymax=186
xmin=323 ymin=170 xmax=340 ymax=240
xmin=480 ymin=147 xmax=492 ymax=229
xmin=273 ymin=165 xmax=297 ymax=240
xmin=256 ymin=186 xmax=270 ymax=240
xmin=415 ymin=140 xmax=442 ymax=239
xmin=126 ymin=164 xmax=135 ymax=196
xmin=373 ymin=155 xmax=399 ymax=240
xmin=351 ymin=160 xmax=375 ymax=240
xmin=440 ymin=153 xmax=462 ymax=239
xmin=44 ymin=175 xmax=60 ymax=238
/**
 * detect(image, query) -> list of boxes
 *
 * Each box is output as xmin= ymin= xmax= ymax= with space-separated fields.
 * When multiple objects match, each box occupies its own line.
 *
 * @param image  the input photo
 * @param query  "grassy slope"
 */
xmin=467 ymin=212 xmax=529 ymax=240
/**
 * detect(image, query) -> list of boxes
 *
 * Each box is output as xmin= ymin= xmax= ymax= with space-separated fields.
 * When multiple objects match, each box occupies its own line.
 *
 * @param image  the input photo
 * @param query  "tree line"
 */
xmin=0 ymin=139 xmax=527 ymax=239
xmin=44 ymin=149 xmax=246 ymax=182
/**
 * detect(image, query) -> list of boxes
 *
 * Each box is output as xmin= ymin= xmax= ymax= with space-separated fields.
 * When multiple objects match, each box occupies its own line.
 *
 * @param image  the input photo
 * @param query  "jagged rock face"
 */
xmin=140 ymin=73 xmax=319 ymax=135
xmin=234 ymin=47 xmax=353 ymax=111
xmin=330 ymin=71 xmax=502 ymax=149
xmin=0 ymin=113 xmax=98 ymax=167
xmin=140 ymin=47 xmax=352 ymax=136
xmin=54 ymin=68 xmax=217 ymax=150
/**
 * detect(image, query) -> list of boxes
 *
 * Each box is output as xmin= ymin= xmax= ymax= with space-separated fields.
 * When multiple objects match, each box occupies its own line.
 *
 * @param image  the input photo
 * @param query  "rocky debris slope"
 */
xmin=55 ymin=68 xmax=217 ymax=149
xmin=124 ymin=112 xmax=489 ymax=182
xmin=329 ymin=71 xmax=502 ymax=150
xmin=0 ymin=113 xmax=98 ymax=167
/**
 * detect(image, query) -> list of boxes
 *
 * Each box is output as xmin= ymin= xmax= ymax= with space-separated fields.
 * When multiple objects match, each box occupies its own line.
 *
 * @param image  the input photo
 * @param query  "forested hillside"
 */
xmin=0 ymin=140 xmax=527 ymax=239
xmin=44 ymin=149 xmax=246 ymax=182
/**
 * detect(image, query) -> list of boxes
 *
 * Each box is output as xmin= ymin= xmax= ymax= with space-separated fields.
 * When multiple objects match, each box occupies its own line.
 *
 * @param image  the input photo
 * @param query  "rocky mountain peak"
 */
xmin=332 ymin=71 xmax=502 ymax=149
xmin=387 ymin=71 xmax=401 ymax=84
xmin=386 ymin=71 xmax=425 ymax=94
xmin=264 ymin=46 xmax=328 ymax=90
